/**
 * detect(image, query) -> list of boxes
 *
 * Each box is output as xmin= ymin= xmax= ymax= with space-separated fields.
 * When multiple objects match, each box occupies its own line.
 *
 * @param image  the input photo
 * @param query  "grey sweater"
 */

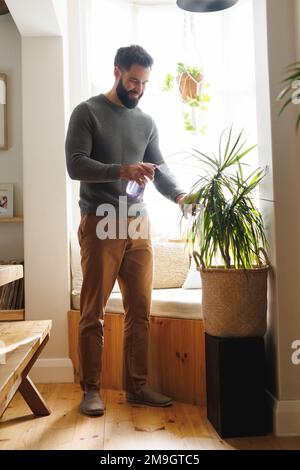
xmin=65 ymin=94 xmax=184 ymax=215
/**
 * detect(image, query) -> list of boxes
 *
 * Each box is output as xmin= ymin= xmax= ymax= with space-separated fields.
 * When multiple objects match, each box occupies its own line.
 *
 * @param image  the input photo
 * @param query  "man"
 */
xmin=66 ymin=45 xmax=186 ymax=416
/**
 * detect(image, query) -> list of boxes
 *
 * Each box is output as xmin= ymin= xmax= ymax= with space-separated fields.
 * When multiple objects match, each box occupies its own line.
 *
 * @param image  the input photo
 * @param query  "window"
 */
xmin=78 ymin=0 xmax=258 ymax=238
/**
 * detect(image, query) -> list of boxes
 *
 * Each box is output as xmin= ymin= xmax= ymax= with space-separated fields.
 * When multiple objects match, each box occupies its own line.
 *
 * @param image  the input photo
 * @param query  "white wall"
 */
xmin=0 ymin=14 xmax=23 ymax=261
xmin=254 ymin=0 xmax=300 ymax=435
xmin=21 ymin=36 xmax=72 ymax=381
xmin=6 ymin=0 xmax=61 ymax=36
xmin=0 ymin=0 xmax=73 ymax=382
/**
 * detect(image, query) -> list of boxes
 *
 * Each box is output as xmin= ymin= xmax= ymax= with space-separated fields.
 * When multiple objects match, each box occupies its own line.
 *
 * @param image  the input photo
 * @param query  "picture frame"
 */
xmin=0 ymin=73 xmax=8 ymax=150
xmin=0 ymin=183 xmax=13 ymax=218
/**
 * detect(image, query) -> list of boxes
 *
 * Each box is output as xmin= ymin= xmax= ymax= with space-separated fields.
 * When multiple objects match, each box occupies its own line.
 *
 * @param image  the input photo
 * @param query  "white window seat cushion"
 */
xmin=71 ymin=288 xmax=202 ymax=320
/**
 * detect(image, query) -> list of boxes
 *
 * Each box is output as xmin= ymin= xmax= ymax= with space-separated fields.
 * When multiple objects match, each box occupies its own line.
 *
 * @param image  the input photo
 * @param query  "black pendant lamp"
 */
xmin=176 ymin=0 xmax=239 ymax=13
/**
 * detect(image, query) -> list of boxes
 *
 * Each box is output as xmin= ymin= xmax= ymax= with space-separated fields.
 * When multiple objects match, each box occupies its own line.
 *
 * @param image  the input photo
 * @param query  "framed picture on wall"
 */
xmin=0 ymin=183 xmax=13 ymax=218
xmin=0 ymin=73 xmax=8 ymax=150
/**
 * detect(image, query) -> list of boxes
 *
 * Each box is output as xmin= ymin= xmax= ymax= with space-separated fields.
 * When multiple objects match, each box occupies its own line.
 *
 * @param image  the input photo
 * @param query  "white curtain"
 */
xmin=79 ymin=0 xmax=258 ymax=238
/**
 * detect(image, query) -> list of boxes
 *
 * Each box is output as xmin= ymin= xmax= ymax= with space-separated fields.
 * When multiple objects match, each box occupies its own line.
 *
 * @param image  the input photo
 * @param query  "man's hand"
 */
xmin=119 ymin=163 xmax=156 ymax=187
xmin=176 ymin=193 xmax=186 ymax=206
xmin=176 ymin=193 xmax=188 ymax=219
xmin=176 ymin=193 xmax=197 ymax=218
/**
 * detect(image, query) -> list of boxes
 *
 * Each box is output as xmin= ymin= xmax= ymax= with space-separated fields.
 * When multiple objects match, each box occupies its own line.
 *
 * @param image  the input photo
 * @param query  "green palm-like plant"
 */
xmin=277 ymin=62 xmax=300 ymax=131
xmin=182 ymin=127 xmax=268 ymax=269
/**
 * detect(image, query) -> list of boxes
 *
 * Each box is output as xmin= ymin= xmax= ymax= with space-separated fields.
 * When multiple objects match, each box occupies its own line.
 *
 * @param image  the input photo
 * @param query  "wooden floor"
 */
xmin=1 ymin=383 xmax=300 ymax=450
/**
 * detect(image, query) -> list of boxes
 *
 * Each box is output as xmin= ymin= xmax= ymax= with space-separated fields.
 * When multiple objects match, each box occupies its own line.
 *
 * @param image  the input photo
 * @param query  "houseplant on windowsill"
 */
xmin=182 ymin=127 xmax=270 ymax=337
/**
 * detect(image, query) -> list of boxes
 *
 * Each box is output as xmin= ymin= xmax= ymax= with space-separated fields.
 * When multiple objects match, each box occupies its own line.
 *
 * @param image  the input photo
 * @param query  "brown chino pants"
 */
xmin=77 ymin=214 xmax=153 ymax=393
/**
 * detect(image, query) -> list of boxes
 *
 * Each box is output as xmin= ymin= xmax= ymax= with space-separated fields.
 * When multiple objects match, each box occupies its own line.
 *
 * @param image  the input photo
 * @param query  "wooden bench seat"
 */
xmin=68 ymin=310 xmax=206 ymax=405
xmin=0 ymin=320 xmax=52 ymax=418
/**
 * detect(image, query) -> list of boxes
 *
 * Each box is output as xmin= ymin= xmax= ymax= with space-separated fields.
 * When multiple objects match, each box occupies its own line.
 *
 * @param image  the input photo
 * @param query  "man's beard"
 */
xmin=116 ymin=79 xmax=143 ymax=109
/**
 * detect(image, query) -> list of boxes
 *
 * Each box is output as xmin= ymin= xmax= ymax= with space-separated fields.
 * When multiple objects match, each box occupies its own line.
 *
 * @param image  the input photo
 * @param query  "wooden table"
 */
xmin=0 ymin=320 xmax=52 ymax=418
xmin=0 ymin=264 xmax=52 ymax=418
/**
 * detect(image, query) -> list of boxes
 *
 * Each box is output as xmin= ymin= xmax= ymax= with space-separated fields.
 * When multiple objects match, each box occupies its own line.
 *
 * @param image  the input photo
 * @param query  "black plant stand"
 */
xmin=205 ymin=333 xmax=267 ymax=438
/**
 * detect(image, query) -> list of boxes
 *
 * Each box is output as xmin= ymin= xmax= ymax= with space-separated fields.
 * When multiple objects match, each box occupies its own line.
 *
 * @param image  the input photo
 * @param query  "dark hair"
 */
xmin=114 ymin=45 xmax=154 ymax=70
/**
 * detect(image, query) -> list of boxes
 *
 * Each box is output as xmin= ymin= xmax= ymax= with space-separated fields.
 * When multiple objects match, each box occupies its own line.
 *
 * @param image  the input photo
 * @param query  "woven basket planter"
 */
xmin=193 ymin=251 xmax=269 ymax=337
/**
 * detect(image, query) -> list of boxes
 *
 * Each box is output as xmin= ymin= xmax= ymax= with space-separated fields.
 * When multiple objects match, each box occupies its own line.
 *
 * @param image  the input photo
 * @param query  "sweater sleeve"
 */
xmin=143 ymin=121 xmax=185 ymax=203
xmin=65 ymin=102 xmax=121 ymax=182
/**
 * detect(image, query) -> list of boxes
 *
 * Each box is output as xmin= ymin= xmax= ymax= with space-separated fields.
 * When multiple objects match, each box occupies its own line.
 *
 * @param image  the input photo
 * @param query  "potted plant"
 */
xmin=163 ymin=62 xmax=211 ymax=134
xmin=277 ymin=61 xmax=300 ymax=130
xmin=176 ymin=62 xmax=204 ymax=103
xmin=182 ymin=127 xmax=270 ymax=337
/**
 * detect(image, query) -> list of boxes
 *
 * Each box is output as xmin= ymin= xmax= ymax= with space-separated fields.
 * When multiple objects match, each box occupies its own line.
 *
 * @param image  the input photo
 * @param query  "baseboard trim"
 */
xmin=30 ymin=358 xmax=74 ymax=383
xmin=271 ymin=393 xmax=300 ymax=436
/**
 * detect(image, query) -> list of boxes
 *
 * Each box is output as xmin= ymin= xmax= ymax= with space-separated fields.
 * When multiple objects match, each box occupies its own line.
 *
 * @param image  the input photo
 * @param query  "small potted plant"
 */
xmin=182 ymin=127 xmax=270 ymax=337
xmin=163 ymin=62 xmax=211 ymax=134
xmin=176 ymin=62 xmax=204 ymax=103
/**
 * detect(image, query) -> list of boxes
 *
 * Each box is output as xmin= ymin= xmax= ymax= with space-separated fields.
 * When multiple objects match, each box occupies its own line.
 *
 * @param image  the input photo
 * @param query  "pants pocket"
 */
xmin=78 ymin=215 xmax=89 ymax=246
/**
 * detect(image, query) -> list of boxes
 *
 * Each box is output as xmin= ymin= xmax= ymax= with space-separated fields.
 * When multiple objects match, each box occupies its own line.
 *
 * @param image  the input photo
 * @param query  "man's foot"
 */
xmin=80 ymin=390 xmax=105 ymax=416
xmin=126 ymin=386 xmax=172 ymax=407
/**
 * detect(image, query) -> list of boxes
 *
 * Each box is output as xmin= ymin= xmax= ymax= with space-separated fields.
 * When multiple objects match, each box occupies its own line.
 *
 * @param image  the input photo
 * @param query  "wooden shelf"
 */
xmin=0 ymin=309 xmax=24 ymax=321
xmin=0 ymin=216 xmax=23 ymax=223
xmin=0 ymin=266 xmax=24 ymax=321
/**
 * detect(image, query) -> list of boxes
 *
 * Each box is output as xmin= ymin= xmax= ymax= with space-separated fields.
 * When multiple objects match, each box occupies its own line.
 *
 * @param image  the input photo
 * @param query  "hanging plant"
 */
xmin=163 ymin=62 xmax=211 ymax=134
xmin=176 ymin=62 xmax=204 ymax=103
